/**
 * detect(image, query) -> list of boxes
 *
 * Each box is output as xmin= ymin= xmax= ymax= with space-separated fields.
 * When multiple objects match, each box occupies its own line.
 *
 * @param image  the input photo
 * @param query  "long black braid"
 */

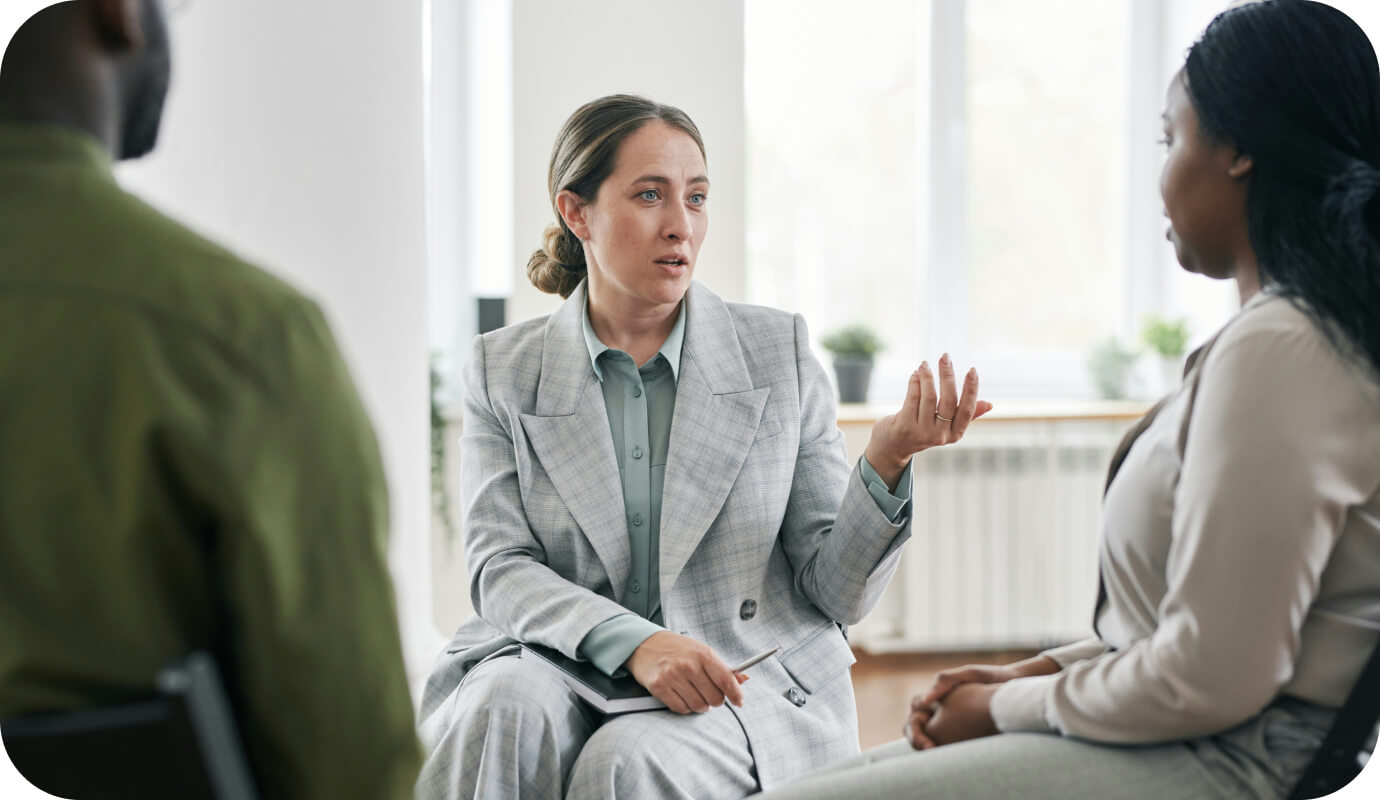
xmin=1186 ymin=0 xmax=1380 ymax=380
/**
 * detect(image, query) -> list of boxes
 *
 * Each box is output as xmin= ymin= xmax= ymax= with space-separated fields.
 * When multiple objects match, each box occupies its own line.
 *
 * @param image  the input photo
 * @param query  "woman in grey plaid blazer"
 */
xmin=415 ymin=95 xmax=990 ymax=800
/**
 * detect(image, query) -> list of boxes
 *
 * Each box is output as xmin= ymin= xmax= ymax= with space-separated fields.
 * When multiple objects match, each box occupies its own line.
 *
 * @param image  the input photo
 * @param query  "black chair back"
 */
xmin=1289 ymin=637 xmax=1380 ymax=799
xmin=1 ymin=652 xmax=257 ymax=800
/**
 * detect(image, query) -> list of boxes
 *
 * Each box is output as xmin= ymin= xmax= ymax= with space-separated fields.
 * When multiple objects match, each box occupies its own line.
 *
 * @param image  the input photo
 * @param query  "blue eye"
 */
xmin=640 ymin=189 xmax=659 ymax=201
xmin=689 ymin=193 xmax=707 ymax=205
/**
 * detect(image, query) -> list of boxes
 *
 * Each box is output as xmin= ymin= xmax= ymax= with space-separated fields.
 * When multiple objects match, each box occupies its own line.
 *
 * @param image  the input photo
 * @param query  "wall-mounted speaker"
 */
xmin=477 ymin=297 xmax=506 ymax=334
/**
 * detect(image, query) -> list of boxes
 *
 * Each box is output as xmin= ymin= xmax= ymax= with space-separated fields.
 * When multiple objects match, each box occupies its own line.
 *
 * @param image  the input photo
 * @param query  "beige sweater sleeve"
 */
xmin=1041 ymin=637 xmax=1109 ymax=668
xmin=992 ymin=310 xmax=1380 ymax=743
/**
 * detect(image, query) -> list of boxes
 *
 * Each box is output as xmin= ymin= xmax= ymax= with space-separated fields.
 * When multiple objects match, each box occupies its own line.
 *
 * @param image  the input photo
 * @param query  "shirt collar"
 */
xmin=0 ymin=122 xmax=114 ymax=176
xmin=581 ymin=297 xmax=686 ymax=383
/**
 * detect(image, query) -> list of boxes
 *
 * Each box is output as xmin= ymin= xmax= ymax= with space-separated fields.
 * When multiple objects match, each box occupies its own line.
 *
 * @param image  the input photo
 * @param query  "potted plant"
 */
xmin=1087 ymin=337 xmax=1139 ymax=400
xmin=1142 ymin=315 xmax=1190 ymax=393
xmin=821 ymin=324 xmax=884 ymax=404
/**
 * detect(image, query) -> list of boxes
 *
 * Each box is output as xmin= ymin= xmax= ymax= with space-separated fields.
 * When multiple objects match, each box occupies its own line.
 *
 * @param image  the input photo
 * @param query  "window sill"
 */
xmin=836 ymin=399 xmax=1152 ymax=425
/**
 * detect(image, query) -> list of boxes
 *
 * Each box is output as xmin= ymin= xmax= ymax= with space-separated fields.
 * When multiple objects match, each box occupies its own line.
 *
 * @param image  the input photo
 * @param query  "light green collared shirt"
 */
xmin=576 ymin=296 xmax=914 ymax=676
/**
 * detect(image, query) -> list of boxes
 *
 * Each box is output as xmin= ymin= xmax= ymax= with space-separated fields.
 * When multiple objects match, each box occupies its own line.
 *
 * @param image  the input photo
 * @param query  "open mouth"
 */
xmin=655 ymin=258 xmax=687 ymax=267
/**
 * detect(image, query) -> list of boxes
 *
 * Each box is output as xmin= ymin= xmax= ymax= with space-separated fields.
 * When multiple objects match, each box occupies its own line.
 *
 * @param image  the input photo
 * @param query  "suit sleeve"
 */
xmin=219 ymin=299 xmax=419 ymax=799
xmin=777 ymin=313 xmax=913 ymax=625
xmin=460 ymin=336 xmax=644 ymax=658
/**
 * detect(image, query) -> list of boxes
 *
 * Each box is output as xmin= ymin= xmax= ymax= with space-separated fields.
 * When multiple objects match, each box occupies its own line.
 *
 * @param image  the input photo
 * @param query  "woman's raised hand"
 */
xmin=864 ymin=353 xmax=993 ymax=488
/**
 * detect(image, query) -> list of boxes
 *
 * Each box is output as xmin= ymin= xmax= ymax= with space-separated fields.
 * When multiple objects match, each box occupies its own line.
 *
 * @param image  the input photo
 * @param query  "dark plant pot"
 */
xmin=833 ymin=357 xmax=874 ymax=404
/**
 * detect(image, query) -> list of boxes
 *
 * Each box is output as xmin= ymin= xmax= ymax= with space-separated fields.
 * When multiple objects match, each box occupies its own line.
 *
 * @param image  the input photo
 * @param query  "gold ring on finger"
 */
xmin=934 ymin=412 xmax=954 ymax=423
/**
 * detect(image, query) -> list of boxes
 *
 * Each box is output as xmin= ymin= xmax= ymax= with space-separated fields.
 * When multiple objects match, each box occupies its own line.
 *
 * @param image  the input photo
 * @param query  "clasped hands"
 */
xmin=865 ymin=354 xmax=994 ymax=490
xmin=904 ymin=656 xmax=1061 ymax=750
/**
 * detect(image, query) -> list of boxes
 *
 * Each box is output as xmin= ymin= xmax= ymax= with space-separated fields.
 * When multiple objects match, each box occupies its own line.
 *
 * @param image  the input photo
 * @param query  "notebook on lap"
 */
xmin=519 ymin=643 xmax=666 ymax=715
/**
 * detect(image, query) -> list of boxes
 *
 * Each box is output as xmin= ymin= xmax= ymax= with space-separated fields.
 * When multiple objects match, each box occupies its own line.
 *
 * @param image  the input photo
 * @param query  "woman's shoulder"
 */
xmin=1205 ymin=292 xmax=1380 ymax=401
xmin=1217 ymin=293 xmax=1346 ymax=360
xmin=464 ymin=316 xmax=550 ymax=396
xmin=475 ymin=316 xmax=549 ymax=358
xmin=722 ymin=298 xmax=796 ymax=325
xmin=720 ymin=300 xmax=802 ymax=362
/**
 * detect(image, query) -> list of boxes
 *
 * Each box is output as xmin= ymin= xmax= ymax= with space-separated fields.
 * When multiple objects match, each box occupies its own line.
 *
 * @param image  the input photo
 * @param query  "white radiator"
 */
xmin=850 ymin=419 xmax=1131 ymax=651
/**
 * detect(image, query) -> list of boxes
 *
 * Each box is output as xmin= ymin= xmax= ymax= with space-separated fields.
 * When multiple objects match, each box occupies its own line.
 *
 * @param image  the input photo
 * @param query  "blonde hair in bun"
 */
xmin=526 ymin=222 xmax=587 ymax=298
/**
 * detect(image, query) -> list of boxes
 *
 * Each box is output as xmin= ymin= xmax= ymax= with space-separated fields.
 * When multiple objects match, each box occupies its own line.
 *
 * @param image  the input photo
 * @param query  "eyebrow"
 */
xmin=632 ymin=175 xmax=711 ymax=187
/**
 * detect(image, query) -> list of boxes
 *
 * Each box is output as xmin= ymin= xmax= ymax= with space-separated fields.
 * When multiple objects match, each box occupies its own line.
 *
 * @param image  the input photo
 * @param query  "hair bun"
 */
xmin=1323 ymin=159 xmax=1380 ymax=264
xmin=543 ymin=223 xmax=586 ymax=271
xmin=526 ymin=222 xmax=587 ymax=297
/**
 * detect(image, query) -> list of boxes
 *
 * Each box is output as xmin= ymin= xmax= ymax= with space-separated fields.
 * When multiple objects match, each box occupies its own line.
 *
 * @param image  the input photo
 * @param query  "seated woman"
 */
xmin=756 ymin=2 xmax=1380 ymax=798
xmin=415 ymin=94 xmax=991 ymax=800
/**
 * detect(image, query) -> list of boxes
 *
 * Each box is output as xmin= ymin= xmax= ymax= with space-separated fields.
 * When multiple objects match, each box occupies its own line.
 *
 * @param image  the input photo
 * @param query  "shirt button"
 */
xmin=739 ymin=600 xmax=757 ymax=620
xmin=631 ymin=580 xmax=641 ymax=593
xmin=632 ymin=386 xmax=642 ymax=398
xmin=632 ymin=446 xmax=643 ymax=460
xmin=632 ymin=513 xmax=643 ymax=527
xmin=786 ymin=687 xmax=806 ymax=707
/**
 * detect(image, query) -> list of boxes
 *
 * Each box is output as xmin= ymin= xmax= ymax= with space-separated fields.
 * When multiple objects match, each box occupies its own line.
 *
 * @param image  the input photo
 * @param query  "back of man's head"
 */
xmin=0 ymin=0 xmax=171 ymax=160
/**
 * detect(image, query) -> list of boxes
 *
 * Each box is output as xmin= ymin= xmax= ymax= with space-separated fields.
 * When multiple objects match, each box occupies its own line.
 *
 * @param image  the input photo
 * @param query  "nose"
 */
xmin=663 ymin=202 xmax=692 ymax=242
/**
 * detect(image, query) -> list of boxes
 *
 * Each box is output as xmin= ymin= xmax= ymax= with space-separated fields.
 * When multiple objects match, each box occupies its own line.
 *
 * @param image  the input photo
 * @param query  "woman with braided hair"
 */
xmin=757 ymin=1 xmax=1380 ymax=798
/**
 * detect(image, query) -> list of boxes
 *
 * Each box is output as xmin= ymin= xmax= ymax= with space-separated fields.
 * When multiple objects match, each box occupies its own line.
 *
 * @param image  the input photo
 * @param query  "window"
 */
xmin=745 ymin=0 xmax=924 ymax=401
xmin=959 ymin=0 xmax=1128 ymax=392
xmin=746 ymin=0 xmax=1242 ymax=403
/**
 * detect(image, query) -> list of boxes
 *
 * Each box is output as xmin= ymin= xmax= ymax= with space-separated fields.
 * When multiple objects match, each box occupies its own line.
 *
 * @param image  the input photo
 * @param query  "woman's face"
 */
xmin=563 ymin=121 xmax=709 ymax=314
xmin=1159 ymin=72 xmax=1252 ymax=279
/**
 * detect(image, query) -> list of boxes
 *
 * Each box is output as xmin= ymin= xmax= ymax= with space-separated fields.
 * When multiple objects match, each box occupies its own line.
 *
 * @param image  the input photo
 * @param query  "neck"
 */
xmin=0 ymin=18 xmax=122 ymax=158
xmin=1232 ymin=252 xmax=1262 ymax=306
xmin=0 ymin=92 xmax=118 ymax=157
xmin=586 ymin=284 xmax=682 ymax=368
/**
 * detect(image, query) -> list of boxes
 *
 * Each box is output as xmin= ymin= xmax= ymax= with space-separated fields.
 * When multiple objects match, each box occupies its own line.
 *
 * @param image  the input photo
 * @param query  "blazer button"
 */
xmin=785 ymin=687 xmax=806 ymax=707
xmin=739 ymin=599 xmax=757 ymax=620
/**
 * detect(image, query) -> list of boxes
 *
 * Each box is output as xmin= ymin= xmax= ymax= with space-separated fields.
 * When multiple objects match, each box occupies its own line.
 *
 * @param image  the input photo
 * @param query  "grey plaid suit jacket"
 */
xmin=419 ymin=281 xmax=912 ymax=792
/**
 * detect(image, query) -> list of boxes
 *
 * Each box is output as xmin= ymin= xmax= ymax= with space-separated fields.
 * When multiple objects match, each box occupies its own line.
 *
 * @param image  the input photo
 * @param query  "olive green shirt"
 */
xmin=0 ymin=123 xmax=420 ymax=799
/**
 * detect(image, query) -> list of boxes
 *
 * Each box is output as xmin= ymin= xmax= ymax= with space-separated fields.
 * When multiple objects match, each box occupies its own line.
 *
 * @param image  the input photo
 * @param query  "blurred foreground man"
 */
xmin=0 ymin=1 xmax=421 ymax=796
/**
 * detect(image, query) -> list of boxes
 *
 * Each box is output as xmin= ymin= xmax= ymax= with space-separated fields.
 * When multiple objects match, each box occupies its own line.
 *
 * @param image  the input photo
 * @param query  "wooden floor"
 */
xmin=850 ymin=648 xmax=1037 ymax=750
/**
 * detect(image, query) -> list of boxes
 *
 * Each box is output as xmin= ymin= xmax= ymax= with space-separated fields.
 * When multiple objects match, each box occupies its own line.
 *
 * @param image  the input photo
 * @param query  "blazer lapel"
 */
xmin=518 ymin=283 xmax=631 ymax=600
xmin=659 ymin=283 xmax=770 ymax=595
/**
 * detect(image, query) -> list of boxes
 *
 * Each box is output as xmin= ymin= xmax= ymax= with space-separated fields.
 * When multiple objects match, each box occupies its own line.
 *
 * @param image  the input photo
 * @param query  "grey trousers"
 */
xmin=416 ymin=650 xmax=759 ymax=800
xmin=751 ymin=697 xmax=1333 ymax=800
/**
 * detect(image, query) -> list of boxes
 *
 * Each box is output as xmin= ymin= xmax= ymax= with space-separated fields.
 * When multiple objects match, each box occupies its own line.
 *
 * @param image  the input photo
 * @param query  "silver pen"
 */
xmin=730 ymin=646 xmax=779 ymax=673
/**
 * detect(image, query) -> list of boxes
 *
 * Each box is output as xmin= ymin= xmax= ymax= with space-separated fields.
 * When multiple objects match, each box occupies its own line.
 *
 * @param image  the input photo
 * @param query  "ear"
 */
xmin=89 ymin=0 xmax=144 ymax=51
xmin=555 ymin=189 xmax=591 ymax=241
xmin=1227 ymin=151 xmax=1254 ymax=180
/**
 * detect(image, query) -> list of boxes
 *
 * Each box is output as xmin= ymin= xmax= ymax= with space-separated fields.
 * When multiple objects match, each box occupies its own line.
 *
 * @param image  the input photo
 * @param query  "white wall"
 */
xmin=430 ymin=0 xmax=748 ymax=636
xmin=508 ymin=0 xmax=747 ymax=325
xmin=115 ymin=0 xmax=442 ymax=684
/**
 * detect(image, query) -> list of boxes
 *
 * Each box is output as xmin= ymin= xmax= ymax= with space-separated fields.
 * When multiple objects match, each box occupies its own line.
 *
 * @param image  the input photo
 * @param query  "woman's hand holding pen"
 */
xmin=865 ymin=353 xmax=993 ymax=491
xmin=626 ymin=631 xmax=748 ymax=714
